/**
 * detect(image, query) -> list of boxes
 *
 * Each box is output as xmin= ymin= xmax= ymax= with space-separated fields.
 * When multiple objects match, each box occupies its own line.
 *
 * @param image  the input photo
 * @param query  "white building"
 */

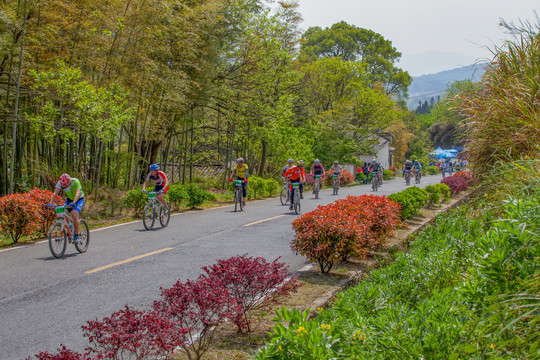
xmin=357 ymin=132 xmax=394 ymax=169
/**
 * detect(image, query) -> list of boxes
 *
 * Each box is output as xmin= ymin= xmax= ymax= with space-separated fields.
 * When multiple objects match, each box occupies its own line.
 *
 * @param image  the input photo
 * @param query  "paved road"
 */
xmin=0 ymin=175 xmax=442 ymax=359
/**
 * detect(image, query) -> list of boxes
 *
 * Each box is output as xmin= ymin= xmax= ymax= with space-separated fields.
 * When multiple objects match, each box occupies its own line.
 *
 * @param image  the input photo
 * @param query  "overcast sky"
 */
xmin=293 ymin=0 xmax=538 ymax=75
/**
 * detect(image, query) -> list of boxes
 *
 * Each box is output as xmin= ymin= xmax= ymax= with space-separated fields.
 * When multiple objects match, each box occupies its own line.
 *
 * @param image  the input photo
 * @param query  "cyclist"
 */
xmin=331 ymin=160 xmax=343 ymax=186
xmin=229 ymin=158 xmax=248 ymax=206
xmin=403 ymin=160 xmax=413 ymax=177
xmin=311 ymin=159 xmax=325 ymax=193
xmin=284 ymin=160 xmax=305 ymax=210
xmin=142 ymin=164 xmax=170 ymax=209
xmin=282 ymin=158 xmax=294 ymax=175
xmin=49 ymin=173 xmax=84 ymax=244
xmin=371 ymin=159 xmax=382 ymax=183
xmin=413 ymin=160 xmax=422 ymax=179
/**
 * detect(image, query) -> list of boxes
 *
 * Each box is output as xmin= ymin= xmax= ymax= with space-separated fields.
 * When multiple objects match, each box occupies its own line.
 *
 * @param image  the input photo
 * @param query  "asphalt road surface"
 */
xmin=0 ymin=175 xmax=443 ymax=359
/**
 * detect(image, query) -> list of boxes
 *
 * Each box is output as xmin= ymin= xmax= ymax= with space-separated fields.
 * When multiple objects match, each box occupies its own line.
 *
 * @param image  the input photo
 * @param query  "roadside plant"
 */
xmin=201 ymin=255 xmax=300 ymax=332
xmin=383 ymin=169 xmax=394 ymax=180
xmin=424 ymin=184 xmax=441 ymax=206
xmin=0 ymin=193 xmax=40 ymax=243
xmin=355 ymin=172 xmax=367 ymax=183
xmin=27 ymin=188 xmax=63 ymax=235
xmin=83 ymin=306 xmax=185 ymax=360
xmin=426 ymin=165 xmax=439 ymax=175
xmin=122 ymin=189 xmax=147 ymax=216
xmin=166 ymin=183 xmax=187 ymax=209
xmin=441 ymin=175 xmax=468 ymax=195
xmin=25 ymin=345 xmax=93 ymax=360
xmin=185 ymin=183 xmax=208 ymax=208
xmin=154 ymin=276 xmax=239 ymax=360
xmin=435 ymin=183 xmax=451 ymax=201
xmin=453 ymin=170 xmax=476 ymax=186
xmin=323 ymin=169 xmax=354 ymax=187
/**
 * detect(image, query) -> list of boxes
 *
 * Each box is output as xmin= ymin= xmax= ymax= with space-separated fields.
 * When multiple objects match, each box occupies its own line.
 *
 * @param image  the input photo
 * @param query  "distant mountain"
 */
xmin=406 ymin=63 xmax=488 ymax=110
xmin=399 ymin=50 xmax=485 ymax=77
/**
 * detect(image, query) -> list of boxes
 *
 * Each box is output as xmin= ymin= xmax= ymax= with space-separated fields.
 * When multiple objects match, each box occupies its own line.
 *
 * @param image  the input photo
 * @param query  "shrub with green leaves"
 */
xmin=427 ymin=165 xmax=439 ymax=175
xmin=355 ymin=172 xmax=366 ymax=182
xmin=122 ymin=189 xmax=147 ymax=216
xmin=435 ymin=183 xmax=451 ymax=201
xmin=382 ymin=169 xmax=393 ymax=180
xmin=424 ymin=184 xmax=441 ymax=206
xmin=166 ymin=183 xmax=187 ymax=209
xmin=247 ymin=176 xmax=265 ymax=199
xmin=264 ymin=178 xmax=280 ymax=197
xmin=185 ymin=184 xmax=208 ymax=208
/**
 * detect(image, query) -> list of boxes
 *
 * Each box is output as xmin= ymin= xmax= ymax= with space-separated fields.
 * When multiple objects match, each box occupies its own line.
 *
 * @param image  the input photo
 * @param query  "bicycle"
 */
xmin=372 ymin=171 xmax=381 ymax=192
xmin=142 ymin=191 xmax=170 ymax=230
xmin=313 ymin=174 xmax=322 ymax=199
xmin=47 ymin=205 xmax=89 ymax=258
xmin=291 ymin=182 xmax=301 ymax=214
xmin=232 ymin=179 xmax=245 ymax=212
xmin=415 ymin=170 xmax=422 ymax=184
xmin=404 ymin=170 xmax=411 ymax=186
xmin=280 ymin=178 xmax=290 ymax=205
xmin=332 ymin=174 xmax=339 ymax=195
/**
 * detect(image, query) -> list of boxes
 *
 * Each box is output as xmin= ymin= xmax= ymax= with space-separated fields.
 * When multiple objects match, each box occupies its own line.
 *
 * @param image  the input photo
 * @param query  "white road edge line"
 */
xmin=243 ymin=215 xmax=286 ymax=227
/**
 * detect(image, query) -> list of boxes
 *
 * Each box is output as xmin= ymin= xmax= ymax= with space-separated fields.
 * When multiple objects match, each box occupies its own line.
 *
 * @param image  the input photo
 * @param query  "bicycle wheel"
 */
xmin=294 ymin=192 xmax=301 ymax=214
xmin=159 ymin=204 xmax=170 ymax=227
xmin=75 ymin=219 xmax=90 ymax=253
xmin=314 ymin=180 xmax=319 ymax=199
xmin=48 ymin=222 xmax=67 ymax=258
xmin=143 ymin=203 xmax=155 ymax=230
xmin=372 ymin=178 xmax=378 ymax=192
xmin=280 ymin=186 xmax=288 ymax=205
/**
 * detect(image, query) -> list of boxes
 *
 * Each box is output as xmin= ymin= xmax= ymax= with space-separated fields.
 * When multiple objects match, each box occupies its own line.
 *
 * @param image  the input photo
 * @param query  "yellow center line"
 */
xmin=243 ymin=215 xmax=286 ymax=227
xmin=85 ymin=247 xmax=174 ymax=274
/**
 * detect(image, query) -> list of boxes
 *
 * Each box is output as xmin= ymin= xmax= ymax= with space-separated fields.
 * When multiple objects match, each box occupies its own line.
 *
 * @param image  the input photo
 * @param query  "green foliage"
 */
xmin=166 ymin=184 xmax=188 ymax=209
xmin=435 ymin=183 xmax=451 ymax=201
xmin=355 ymin=172 xmax=366 ymax=182
xmin=382 ymin=169 xmax=393 ymax=180
xmin=247 ymin=176 xmax=266 ymax=199
xmin=264 ymin=178 xmax=280 ymax=197
xmin=122 ymin=189 xmax=147 ymax=216
xmin=424 ymin=184 xmax=441 ymax=206
xmin=258 ymin=189 xmax=540 ymax=359
xmin=387 ymin=186 xmax=428 ymax=219
xmin=299 ymin=21 xmax=412 ymax=98
xmin=185 ymin=184 xmax=208 ymax=208
xmin=426 ymin=165 xmax=440 ymax=175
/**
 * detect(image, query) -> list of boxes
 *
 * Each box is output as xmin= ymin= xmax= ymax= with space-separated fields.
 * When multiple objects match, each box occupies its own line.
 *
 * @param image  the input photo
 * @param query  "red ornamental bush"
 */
xmin=25 ymin=345 xmax=92 ymax=360
xmin=453 ymin=170 xmax=477 ymax=186
xmin=441 ymin=175 xmax=468 ymax=195
xmin=0 ymin=193 xmax=40 ymax=243
xmin=292 ymin=201 xmax=373 ymax=273
xmin=323 ymin=169 xmax=355 ymax=187
xmin=154 ymin=276 xmax=239 ymax=359
xmin=27 ymin=188 xmax=63 ymax=235
xmin=201 ymin=255 xmax=300 ymax=332
xmin=83 ymin=306 xmax=185 ymax=360
xmin=343 ymin=195 xmax=403 ymax=239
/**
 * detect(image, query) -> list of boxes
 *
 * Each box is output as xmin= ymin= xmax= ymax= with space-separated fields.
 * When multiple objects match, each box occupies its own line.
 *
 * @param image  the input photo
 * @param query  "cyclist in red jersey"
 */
xmin=142 ymin=164 xmax=169 ymax=209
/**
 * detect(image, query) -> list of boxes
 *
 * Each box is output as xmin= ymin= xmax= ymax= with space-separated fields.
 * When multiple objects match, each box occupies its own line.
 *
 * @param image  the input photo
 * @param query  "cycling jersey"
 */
xmin=234 ymin=164 xmax=248 ymax=178
xmin=413 ymin=163 xmax=422 ymax=170
xmin=284 ymin=166 xmax=305 ymax=181
xmin=312 ymin=164 xmax=324 ymax=175
xmin=56 ymin=178 xmax=84 ymax=201
xmin=371 ymin=164 xmax=380 ymax=172
xmin=282 ymin=164 xmax=293 ymax=175
xmin=331 ymin=165 xmax=342 ymax=174
xmin=404 ymin=164 xmax=412 ymax=171
xmin=146 ymin=171 xmax=168 ymax=186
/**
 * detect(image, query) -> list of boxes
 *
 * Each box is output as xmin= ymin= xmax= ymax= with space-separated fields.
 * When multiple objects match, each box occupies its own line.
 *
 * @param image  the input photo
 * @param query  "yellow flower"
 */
xmin=296 ymin=326 xmax=307 ymax=336
xmin=320 ymin=324 xmax=331 ymax=332
xmin=490 ymin=344 xmax=496 ymax=349
xmin=278 ymin=346 xmax=282 ymax=351
xmin=353 ymin=329 xmax=365 ymax=340
xmin=317 ymin=307 xmax=323 ymax=312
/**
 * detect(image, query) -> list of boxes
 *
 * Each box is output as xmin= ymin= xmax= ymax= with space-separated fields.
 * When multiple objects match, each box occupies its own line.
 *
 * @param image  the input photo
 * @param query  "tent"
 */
xmin=429 ymin=147 xmax=444 ymax=157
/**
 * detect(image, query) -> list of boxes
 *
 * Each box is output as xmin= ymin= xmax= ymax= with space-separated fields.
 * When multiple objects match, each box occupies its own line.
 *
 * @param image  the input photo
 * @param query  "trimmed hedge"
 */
xmin=426 ymin=165 xmax=439 ymax=175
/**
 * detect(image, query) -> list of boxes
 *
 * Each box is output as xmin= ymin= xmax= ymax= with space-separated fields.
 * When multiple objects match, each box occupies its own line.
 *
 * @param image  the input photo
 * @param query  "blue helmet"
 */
xmin=149 ymin=164 xmax=159 ymax=171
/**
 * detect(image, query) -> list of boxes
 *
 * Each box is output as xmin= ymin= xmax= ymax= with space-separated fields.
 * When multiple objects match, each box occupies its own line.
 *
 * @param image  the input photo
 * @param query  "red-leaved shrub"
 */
xmin=25 ymin=345 xmax=92 ymax=360
xmin=0 ymin=193 xmax=40 ymax=243
xmin=27 ymin=188 xmax=63 ymax=235
xmin=154 ymin=276 xmax=239 ymax=359
xmin=291 ymin=195 xmax=402 ymax=273
xmin=453 ymin=170 xmax=477 ymax=186
xmin=323 ymin=169 xmax=355 ymax=187
xmin=201 ymin=255 xmax=300 ymax=332
xmin=441 ymin=175 xmax=468 ymax=195
xmin=83 ymin=306 xmax=184 ymax=360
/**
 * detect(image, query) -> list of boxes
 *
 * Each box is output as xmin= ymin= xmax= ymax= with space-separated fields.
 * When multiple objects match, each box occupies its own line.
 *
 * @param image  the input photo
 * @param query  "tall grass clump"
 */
xmin=457 ymin=18 xmax=540 ymax=175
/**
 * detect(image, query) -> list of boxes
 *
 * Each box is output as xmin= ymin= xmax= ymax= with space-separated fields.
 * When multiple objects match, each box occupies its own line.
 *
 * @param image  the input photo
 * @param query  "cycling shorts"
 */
xmin=154 ymin=185 xmax=169 ymax=194
xmin=65 ymin=198 xmax=85 ymax=213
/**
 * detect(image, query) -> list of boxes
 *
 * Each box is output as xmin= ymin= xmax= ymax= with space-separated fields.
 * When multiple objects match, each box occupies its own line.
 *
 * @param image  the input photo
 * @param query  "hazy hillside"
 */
xmin=406 ymin=63 xmax=487 ymax=109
